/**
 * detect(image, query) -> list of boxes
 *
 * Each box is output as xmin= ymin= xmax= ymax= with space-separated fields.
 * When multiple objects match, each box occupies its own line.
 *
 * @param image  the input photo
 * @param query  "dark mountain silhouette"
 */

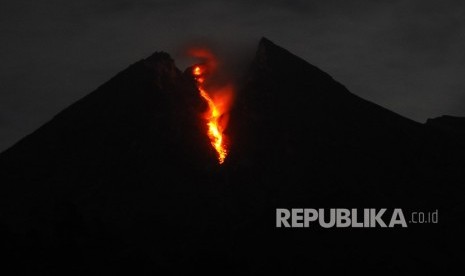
xmin=1 ymin=38 xmax=464 ymax=274
xmin=426 ymin=115 xmax=465 ymax=135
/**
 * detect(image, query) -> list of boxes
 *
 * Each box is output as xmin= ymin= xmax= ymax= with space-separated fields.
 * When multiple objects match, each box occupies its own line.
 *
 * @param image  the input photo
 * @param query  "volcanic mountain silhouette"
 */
xmin=0 ymin=38 xmax=464 ymax=274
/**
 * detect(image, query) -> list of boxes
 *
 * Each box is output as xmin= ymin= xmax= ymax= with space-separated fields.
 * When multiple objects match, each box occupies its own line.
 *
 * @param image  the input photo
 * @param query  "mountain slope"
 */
xmin=228 ymin=38 xmax=464 ymax=202
xmin=0 ymin=52 xmax=226 ymax=274
xmin=1 ymin=38 xmax=464 ymax=274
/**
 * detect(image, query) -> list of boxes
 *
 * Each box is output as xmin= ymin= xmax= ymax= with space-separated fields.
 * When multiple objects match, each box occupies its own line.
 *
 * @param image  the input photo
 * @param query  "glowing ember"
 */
xmin=192 ymin=64 xmax=228 ymax=164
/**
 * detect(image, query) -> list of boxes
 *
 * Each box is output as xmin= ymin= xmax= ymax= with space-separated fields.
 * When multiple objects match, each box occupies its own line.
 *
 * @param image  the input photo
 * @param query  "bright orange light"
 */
xmin=193 ymin=66 xmax=201 ymax=76
xmin=192 ymin=64 xmax=231 ymax=164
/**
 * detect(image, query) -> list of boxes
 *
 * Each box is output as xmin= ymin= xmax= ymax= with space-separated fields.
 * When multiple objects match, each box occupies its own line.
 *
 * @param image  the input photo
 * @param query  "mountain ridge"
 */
xmin=0 ymin=37 xmax=464 ymax=274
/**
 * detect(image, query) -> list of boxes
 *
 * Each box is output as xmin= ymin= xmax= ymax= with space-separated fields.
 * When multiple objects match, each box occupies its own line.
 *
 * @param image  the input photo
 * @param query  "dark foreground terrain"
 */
xmin=1 ymin=38 xmax=464 ymax=274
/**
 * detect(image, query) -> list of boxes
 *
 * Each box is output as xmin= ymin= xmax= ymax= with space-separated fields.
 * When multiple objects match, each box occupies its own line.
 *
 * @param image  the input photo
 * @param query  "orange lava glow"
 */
xmin=191 ymin=60 xmax=232 ymax=164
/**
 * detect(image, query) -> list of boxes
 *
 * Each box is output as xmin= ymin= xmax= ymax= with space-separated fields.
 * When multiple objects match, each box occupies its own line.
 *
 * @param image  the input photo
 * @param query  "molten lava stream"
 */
xmin=193 ymin=65 xmax=227 ymax=164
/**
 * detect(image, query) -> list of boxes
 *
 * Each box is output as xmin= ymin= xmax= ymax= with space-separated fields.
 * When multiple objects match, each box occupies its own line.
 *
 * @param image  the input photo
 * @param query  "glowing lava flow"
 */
xmin=193 ymin=65 xmax=228 ymax=164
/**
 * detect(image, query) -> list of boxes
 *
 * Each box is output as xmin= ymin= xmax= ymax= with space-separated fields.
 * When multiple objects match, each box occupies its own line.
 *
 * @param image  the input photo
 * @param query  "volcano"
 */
xmin=0 ymin=38 xmax=464 ymax=274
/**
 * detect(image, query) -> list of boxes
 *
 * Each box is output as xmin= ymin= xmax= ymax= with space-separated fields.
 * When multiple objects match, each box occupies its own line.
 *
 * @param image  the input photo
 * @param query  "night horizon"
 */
xmin=0 ymin=1 xmax=464 ymax=275
xmin=1 ymin=0 xmax=465 ymax=152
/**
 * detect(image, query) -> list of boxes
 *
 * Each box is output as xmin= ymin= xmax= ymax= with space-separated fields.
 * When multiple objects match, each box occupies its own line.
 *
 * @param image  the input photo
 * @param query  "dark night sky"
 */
xmin=1 ymin=0 xmax=464 ymax=152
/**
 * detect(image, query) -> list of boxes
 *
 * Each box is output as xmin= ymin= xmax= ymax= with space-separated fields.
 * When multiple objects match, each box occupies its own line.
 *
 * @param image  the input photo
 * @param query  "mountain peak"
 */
xmin=141 ymin=51 xmax=180 ymax=90
xmin=254 ymin=37 xmax=335 ymax=85
xmin=143 ymin=51 xmax=176 ymax=72
xmin=258 ymin=36 xmax=274 ymax=47
xmin=1 ymin=37 xmax=464 ymax=274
